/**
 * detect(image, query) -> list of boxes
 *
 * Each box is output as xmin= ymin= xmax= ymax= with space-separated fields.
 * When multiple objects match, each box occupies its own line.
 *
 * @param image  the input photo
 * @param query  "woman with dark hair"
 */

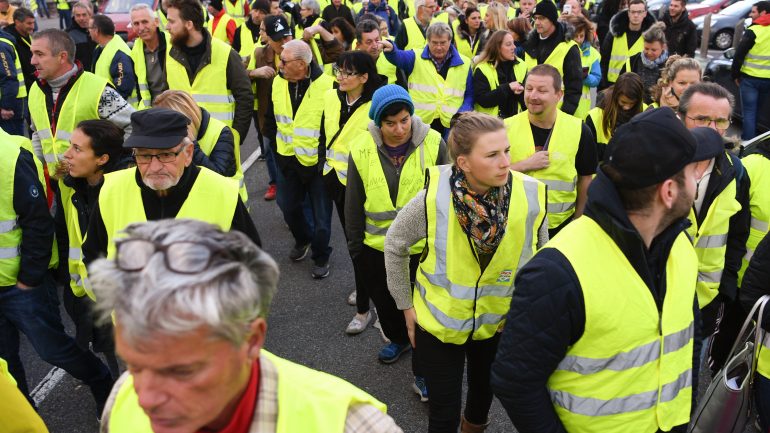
xmin=56 ymin=119 xmax=129 ymax=379
xmin=330 ymin=16 xmax=356 ymax=50
xmin=586 ymin=72 xmax=645 ymax=160
xmin=507 ymin=16 xmax=531 ymax=58
xmin=473 ymin=29 xmax=527 ymax=118
xmin=455 ymin=7 xmax=488 ymax=59
xmin=319 ymin=51 xmax=384 ymax=333
xmin=631 ymin=22 xmax=669 ymax=104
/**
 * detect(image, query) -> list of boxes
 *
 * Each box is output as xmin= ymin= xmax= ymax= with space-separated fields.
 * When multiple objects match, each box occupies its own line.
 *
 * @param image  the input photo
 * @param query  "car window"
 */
xmin=104 ymin=0 xmax=153 ymax=13
xmin=719 ymin=0 xmax=756 ymax=16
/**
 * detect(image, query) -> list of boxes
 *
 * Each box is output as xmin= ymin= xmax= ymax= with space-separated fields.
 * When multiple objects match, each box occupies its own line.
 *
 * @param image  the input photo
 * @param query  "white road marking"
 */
xmin=241 ymin=148 xmax=263 ymax=173
xmin=31 ymin=367 xmax=66 ymax=405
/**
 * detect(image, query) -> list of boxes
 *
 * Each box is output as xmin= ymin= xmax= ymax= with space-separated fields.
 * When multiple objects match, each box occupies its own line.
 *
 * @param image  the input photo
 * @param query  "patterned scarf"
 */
xmin=450 ymin=166 xmax=510 ymax=255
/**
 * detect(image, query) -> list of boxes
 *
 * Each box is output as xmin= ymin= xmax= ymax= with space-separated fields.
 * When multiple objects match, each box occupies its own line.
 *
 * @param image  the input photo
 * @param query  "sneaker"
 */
xmin=412 ymin=376 xmax=429 ymax=402
xmin=378 ymin=342 xmax=411 ymax=364
xmin=311 ymin=261 xmax=330 ymax=279
xmin=264 ymin=184 xmax=277 ymax=201
xmin=373 ymin=314 xmax=390 ymax=344
xmin=345 ymin=311 xmax=372 ymax=334
xmin=347 ymin=290 xmax=357 ymax=306
xmin=257 ymin=153 xmax=266 ymax=161
xmin=289 ymin=243 xmax=310 ymax=262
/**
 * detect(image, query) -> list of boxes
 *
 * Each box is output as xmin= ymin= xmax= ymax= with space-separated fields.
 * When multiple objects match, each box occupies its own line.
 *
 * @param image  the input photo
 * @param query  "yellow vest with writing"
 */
xmin=272 ymin=73 xmax=335 ymax=166
xmin=686 ymin=154 xmax=741 ymax=309
xmin=322 ymin=89 xmax=371 ymax=185
xmin=740 ymin=25 xmax=770 ymax=79
xmin=131 ymin=31 xmax=171 ymax=109
xmin=738 ymin=153 xmax=770 ymax=285
xmin=94 ymin=36 xmax=138 ymax=107
xmin=0 ymin=37 xmax=26 ymax=99
xmin=408 ymin=49 xmax=470 ymax=128
xmin=107 ymin=350 xmax=387 ymax=433
xmin=166 ymin=38 xmax=236 ymax=129
xmin=99 ymin=167 xmax=238 ymax=259
xmin=473 ymin=60 xmax=527 ymax=117
xmin=198 ymin=115 xmax=248 ymax=203
xmin=506 ymin=110 xmax=581 ymax=228
xmin=546 ymin=216 xmax=696 ymax=433
xmin=414 ymin=164 xmax=546 ymax=344
xmin=349 ymin=129 xmax=441 ymax=253
xmin=607 ymin=32 xmax=644 ymax=83
xmin=29 ymin=72 xmax=106 ymax=175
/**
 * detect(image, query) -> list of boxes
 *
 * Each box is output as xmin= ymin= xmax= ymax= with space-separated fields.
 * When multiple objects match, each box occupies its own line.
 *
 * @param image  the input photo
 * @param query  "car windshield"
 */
xmin=695 ymin=0 xmax=728 ymax=7
xmin=104 ymin=0 xmax=153 ymax=13
xmin=719 ymin=0 xmax=755 ymax=15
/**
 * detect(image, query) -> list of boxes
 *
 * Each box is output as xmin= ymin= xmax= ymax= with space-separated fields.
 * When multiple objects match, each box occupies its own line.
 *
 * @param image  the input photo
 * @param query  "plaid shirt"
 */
xmin=102 ymin=352 xmax=403 ymax=433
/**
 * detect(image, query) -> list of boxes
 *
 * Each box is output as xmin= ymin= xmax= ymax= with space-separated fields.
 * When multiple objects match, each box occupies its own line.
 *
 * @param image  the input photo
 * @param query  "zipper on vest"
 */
xmin=466 ymin=234 xmax=481 ymax=336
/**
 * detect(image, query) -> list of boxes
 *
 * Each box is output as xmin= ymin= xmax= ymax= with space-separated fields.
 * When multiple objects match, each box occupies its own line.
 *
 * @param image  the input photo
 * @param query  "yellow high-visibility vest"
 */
xmin=0 ymin=37 xmax=26 ymax=99
xmin=505 ymin=109 xmax=582 ymax=228
xmin=607 ymin=32 xmax=643 ymax=83
xmin=473 ymin=59 xmax=527 ymax=117
xmin=546 ymin=216 xmax=696 ymax=433
xmin=207 ymin=11 xmax=237 ymax=44
xmin=223 ymin=0 xmax=248 ymax=24
xmin=576 ymin=45 xmax=600 ymax=119
xmin=131 ymin=31 xmax=171 ymax=110
xmin=197 ymin=114 xmax=248 ymax=203
xmin=99 ymin=167 xmax=239 ymax=259
xmin=414 ymin=164 xmax=546 ymax=344
xmin=349 ymin=129 xmax=442 ymax=252
xmin=407 ymin=48 xmax=470 ymax=128
xmin=238 ymin=23 xmax=260 ymax=110
xmin=321 ymin=89 xmax=371 ymax=185
xmin=738 ymin=152 xmax=770 ymax=285
xmin=524 ymin=40 xmax=577 ymax=81
xmin=0 ymin=140 xmax=22 ymax=286
xmin=107 ymin=350 xmax=387 ymax=433
xmin=94 ymin=36 xmax=138 ymax=107
xmin=59 ymin=185 xmax=94 ymax=300
xmin=740 ymin=24 xmax=770 ymax=79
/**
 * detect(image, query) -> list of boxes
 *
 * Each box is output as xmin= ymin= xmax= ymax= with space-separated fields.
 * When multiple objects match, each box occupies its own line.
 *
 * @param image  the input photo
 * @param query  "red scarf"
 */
xmin=197 ymin=361 xmax=260 ymax=433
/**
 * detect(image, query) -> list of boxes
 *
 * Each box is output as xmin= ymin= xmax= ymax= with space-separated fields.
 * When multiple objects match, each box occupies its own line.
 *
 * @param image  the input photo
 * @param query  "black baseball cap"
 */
xmin=603 ymin=107 xmax=720 ymax=189
xmin=264 ymin=15 xmax=293 ymax=41
xmin=124 ymin=108 xmax=190 ymax=149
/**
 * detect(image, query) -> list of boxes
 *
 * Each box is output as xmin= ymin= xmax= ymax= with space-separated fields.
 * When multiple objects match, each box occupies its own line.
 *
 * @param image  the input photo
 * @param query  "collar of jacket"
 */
xmin=695 ymin=151 xmax=740 ymax=225
xmin=753 ymin=13 xmax=770 ymax=26
xmin=197 ymin=107 xmax=212 ymax=142
xmin=420 ymin=43 xmax=464 ymax=67
xmin=523 ymin=22 xmax=569 ymax=57
xmin=662 ymin=9 xmax=691 ymax=27
xmin=609 ymin=9 xmax=657 ymax=37
xmin=584 ymin=167 xmax=691 ymax=262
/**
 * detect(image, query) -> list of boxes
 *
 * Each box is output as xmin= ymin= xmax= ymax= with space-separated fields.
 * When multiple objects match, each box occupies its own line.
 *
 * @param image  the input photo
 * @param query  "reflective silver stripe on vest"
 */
xmin=277 ymin=132 xmax=293 ymax=143
xmin=541 ymin=179 xmax=576 ymax=192
xmin=445 ymin=88 xmax=465 ymax=97
xmin=70 ymin=273 xmax=85 ymax=286
xmin=515 ymin=177 xmax=542 ymax=273
xmin=408 ymin=83 xmax=438 ymax=93
xmin=747 ymin=53 xmax=770 ymax=61
xmin=209 ymin=111 xmax=235 ymax=121
xmin=192 ymin=94 xmax=235 ymax=104
xmin=581 ymin=92 xmax=591 ymax=100
xmin=68 ymin=247 xmax=82 ymax=260
xmin=745 ymin=248 xmax=755 ymax=263
xmin=366 ymin=210 xmax=399 ymax=220
xmin=44 ymin=153 xmax=60 ymax=164
xmin=295 ymin=128 xmax=321 ymax=139
xmin=550 ymin=369 xmax=692 ymax=416
xmin=138 ymin=83 xmax=149 ymax=91
xmin=275 ymin=115 xmax=293 ymax=125
xmin=751 ymin=217 xmax=769 ymax=233
xmin=743 ymin=62 xmax=770 ymax=70
xmin=607 ymin=67 xmax=622 ymax=76
xmin=57 ymin=130 xmax=72 ymax=141
xmin=365 ymin=222 xmax=389 ymax=236
xmin=696 ymin=233 xmax=728 ymax=249
xmin=609 ymin=55 xmax=627 ymax=62
xmin=0 ymin=246 xmax=19 ymax=259
xmin=37 ymin=128 xmax=53 ymax=139
xmin=698 ymin=270 xmax=722 ymax=284
xmin=294 ymin=147 xmax=318 ymax=157
xmin=548 ymin=201 xmax=576 ymax=214
xmin=441 ymin=105 xmax=460 ymax=115
xmin=557 ymin=323 xmax=693 ymax=375
xmin=413 ymin=102 xmax=437 ymax=111
xmin=0 ymin=219 xmax=17 ymax=233
xmin=127 ymin=96 xmax=139 ymax=105
xmin=326 ymin=149 xmax=347 ymax=163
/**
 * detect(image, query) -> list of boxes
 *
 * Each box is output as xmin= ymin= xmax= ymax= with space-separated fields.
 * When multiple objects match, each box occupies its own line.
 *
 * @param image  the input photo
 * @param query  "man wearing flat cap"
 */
xmin=82 ymin=108 xmax=260 ymax=264
xmin=492 ymin=108 xmax=722 ymax=433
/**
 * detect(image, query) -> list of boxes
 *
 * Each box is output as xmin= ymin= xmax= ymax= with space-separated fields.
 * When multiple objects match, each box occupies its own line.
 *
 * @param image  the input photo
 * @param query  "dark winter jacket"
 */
xmin=0 ymin=30 xmax=21 ymax=115
xmin=322 ymin=3 xmax=355 ymax=27
xmin=522 ymin=22 xmax=583 ymax=115
xmin=600 ymin=9 xmax=657 ymax=88
xmin=194 ymin=108 xmax=237 ymax=177
xmin=661 ymin=9 xmax=697 ymax=57
xmin=4 ymin=25 xmax=34 ymax=90
xmin=66 ymin=21 xmax=96 ymax=71
xmin=630 ymin=51 xmax=668 ymax=104
xmin=490 ymin=168 xmax=698 ymax=433
xmin=358 ymin=0 xmax=400 ymax=35
xmin=472 ymin=59 xmax=526 ymax=118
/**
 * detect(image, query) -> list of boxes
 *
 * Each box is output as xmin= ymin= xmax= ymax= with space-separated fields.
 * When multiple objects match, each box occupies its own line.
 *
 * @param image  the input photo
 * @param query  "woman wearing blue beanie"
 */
xmin=345 ymin=84 xmax=449 ymax=402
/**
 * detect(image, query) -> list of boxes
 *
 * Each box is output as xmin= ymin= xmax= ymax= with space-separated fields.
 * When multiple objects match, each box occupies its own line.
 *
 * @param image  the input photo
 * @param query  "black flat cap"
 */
xmin=603 ymin=107 xmax=716 ymax=189
xmin=123 ymin=108 xmax=190 ymax=150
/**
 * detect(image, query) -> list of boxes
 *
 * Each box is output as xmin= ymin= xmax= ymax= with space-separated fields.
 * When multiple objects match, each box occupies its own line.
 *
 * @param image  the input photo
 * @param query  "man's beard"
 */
xmin=658 ymin=183 xmax=693 ymax=233
xmin=170 ymin=27 xmax=190 ymax=47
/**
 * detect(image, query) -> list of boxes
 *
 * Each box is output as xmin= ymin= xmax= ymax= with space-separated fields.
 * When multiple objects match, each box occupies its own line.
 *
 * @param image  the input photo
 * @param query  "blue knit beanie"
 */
xmin=369 ymin=85 xmax=414 ymax=126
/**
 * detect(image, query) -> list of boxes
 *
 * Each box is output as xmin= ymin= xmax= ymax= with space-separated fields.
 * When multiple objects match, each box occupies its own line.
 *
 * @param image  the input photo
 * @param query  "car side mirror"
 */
xmin=724 ymin=47 xmax=735 ymax=59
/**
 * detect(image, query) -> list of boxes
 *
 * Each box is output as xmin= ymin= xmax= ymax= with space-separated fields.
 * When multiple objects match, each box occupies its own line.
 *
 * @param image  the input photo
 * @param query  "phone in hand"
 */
xmin=563 ymin=3 xmax=572 ymax=14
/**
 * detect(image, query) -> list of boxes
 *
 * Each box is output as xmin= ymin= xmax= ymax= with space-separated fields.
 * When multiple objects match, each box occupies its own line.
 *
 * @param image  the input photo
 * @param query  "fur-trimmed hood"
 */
xmin=609 ymin=9 xmax=657 ymax=37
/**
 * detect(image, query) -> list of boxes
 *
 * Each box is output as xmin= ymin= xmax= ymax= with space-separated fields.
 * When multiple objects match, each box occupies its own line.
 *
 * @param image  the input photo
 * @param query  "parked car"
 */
xmin=693 ymin=0 xmax=759 ymax=49
xmin=741 ymin=129 xmax=770 ymax=155
xmin=687 ymin=0 xmax=741 ymax=19
xmin=704 ymin=47 xmax=770 ymax=135
xmin=101 ymin=0 xmax=159 ymax=42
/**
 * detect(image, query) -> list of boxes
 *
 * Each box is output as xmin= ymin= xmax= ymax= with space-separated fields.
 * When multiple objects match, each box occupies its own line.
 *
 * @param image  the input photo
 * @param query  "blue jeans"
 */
xmin=38 ymin=0 xmax=50 ymax=18
xmin=58 ymin=8 xmax=71 ymax=30
xmin=740 ymin=76 xmax=770 ymax=141
xmin=260 ymin=135 xmax=278 ymax=186
xmin=0 ymin=276 xmax=113 ymax=408
xmin=275 ymin=166 xmax=332 ymax=264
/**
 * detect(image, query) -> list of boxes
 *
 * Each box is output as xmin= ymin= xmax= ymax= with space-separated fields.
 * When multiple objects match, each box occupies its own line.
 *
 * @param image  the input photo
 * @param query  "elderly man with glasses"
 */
xmin=92 ymin=219 xmax=402 ymax=433
xmin=677 ymin=82 xmax=751 ymax=377
xmin=82 ymin=108 xmax=261 ymax=265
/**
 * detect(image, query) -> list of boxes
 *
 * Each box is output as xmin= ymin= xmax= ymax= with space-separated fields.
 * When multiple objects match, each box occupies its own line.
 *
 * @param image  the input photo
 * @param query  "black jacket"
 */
xmin=232 ymin=18 xmax=260 ymax=54
xmin=322 ymin=4 xmax=355 ymax=27
xmin=600 ymin=10 xmax=657 ymax=88
xmin=67 ymin=21 xmax=96 ymax=71
xmin=3 ymin=147 xmax=53 ymax=288
xmin=490 ymin=169 xmax=698 ymax=433
xmin=661 ymin=10 xmax=697 ymax=58
xmin=630 ymin=52 xmax=666 ymax=104
xmin=472 ymin=59 xmax=526 ymax=118
xmin=4 ymin=25 xmax=34 ymax=91
xmin=694 ymin=151 xmax=750 ymax=303
xmin=82 ymin=165 xmax=261 ymax=264
xmin=522 ymin=22 xmax=583 ymax=115
xmin=194 ymin=108 xmax=237 ymax=177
